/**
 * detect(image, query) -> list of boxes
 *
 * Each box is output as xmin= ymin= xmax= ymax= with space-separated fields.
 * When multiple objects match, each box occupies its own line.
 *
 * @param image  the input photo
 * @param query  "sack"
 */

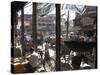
xmin=28 ymin=52 xmax=40 ymax=68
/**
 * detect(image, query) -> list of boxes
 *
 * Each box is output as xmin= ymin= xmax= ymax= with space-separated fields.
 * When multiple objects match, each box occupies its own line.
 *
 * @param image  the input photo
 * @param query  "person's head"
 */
xmin=71 ymin=56 xmax=82 ymax=70
xmin=45 ymin=41 xmax=48 ymax=43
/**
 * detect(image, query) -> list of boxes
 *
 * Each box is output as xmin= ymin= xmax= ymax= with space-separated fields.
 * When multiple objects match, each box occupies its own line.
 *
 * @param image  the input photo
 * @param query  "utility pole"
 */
xmin=66 ymin=10 xmax=70 ymax=40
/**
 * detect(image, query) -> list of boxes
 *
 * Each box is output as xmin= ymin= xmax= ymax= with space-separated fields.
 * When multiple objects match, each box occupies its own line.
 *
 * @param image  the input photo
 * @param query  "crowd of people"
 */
xmin=12 ymin=30 xmax=96 ymax=73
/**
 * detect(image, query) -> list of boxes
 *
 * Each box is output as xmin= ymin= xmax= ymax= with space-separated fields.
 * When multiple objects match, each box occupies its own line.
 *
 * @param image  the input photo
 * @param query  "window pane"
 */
xmin=36 ymin=3 xmax=56 ymax=72
xmin=60 ymin=4 xmax=97 ymax=70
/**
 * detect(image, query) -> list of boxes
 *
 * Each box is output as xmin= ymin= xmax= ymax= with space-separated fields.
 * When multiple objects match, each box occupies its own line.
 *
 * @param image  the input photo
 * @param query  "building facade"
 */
xmin=74 ymin=6 xmax=97 ymax=37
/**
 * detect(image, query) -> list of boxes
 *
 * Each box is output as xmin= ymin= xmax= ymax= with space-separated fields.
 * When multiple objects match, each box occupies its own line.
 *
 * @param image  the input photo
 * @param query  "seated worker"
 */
xmin=25 ymin=48 xmax=39 ymax=73
xmin=71 ymin=56 xmax=82 ymax=70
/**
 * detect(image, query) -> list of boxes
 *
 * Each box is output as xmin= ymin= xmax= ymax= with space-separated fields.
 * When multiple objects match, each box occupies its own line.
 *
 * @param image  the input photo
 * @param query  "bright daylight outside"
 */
xmin=11 ymin=1 xmax=97 ymax=74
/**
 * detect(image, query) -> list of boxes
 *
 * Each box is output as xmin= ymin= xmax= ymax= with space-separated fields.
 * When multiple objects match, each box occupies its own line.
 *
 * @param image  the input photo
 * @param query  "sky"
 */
xmin=18 ymin=3 xmax=76 ymax=21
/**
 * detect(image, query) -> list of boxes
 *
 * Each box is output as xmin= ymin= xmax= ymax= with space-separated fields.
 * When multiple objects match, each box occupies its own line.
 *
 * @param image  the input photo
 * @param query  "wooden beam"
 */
xmin=56 ymin=4 xmax=61 ymax=71
xmin=32 ymin=3 xmax=37 ymax=51
xmin=21 ymin=7 xmax=25 ymax=57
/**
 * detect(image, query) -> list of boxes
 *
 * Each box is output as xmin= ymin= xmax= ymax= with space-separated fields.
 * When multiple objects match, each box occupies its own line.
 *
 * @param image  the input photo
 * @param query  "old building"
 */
xmin=17 ymin=14 xmax=66 ymax=35
xmin=74 ymin=6 xmax=97 ymax=37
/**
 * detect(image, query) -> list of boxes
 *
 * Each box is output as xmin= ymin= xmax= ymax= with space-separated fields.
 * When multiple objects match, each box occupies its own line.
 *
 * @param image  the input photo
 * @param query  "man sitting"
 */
xmin=71 ymin=56 xmax=82 ymax=70
xmin=25 ymin=48 xmax=40 ymax=73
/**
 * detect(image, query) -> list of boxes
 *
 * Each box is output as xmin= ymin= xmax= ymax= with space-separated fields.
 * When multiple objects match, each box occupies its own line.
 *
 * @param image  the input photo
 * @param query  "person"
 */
xmin=79 ymin=34 xmax=85 ymax=41
xmin=69 ymin=32 xmax=75 ymax=41
xmin=43 ymin=41 xmax=51 ymax=71
xmin=45 ymin=41 xmax=49 ymax=57
xmin=89 ymin=33 xmax=96 ymax=42
xmin=44 ymin=41 xmax=50 ymax=61
xmin=71 ymin=56 xmax=82 ymax=70
xmin=39 ymin=50 xmax=44 ymax=63
xmin=25 ymin=48 xmax=39 ymax=72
